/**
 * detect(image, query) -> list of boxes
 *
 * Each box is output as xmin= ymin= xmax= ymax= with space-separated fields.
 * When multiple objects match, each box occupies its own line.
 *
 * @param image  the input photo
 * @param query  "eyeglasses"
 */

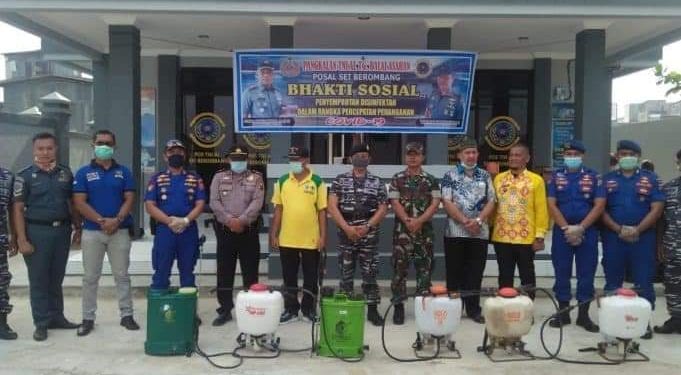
xmin=94 ymin=141 xmax=114 ymax=147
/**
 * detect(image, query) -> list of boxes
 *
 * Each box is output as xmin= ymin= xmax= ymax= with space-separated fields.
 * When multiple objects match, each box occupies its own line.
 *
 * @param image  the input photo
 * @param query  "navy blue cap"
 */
xmin=287 ymin=146 xmax=310 ymax=159
xmin=165 ymin=139 xmax=185 ymax=150
xmin=617 ymin=140 xmax=641 ymax=154
xmin=564 ymin=139 xmax=586 ymax=153
xmin=258 ymin=60 xmax=274 ymax=70
xmin=350 ymin=143 xmax=371 ymax=156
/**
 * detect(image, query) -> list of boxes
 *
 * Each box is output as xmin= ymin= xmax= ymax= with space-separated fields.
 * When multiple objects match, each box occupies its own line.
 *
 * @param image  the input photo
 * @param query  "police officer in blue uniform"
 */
xmin=547 ymin=140 xmax=605 ymax=332
xmin=425 ymin=63 xmax=463 ymax=121
xmin=144 ymin=140 xmax=206 ymax=292
xmin=13 ymin=132 xmax=81 ymax=341
xmin=242 ymin=60 xmax=283 ymax=119
xmin=602 ymin=140 xmax=665 ymax=339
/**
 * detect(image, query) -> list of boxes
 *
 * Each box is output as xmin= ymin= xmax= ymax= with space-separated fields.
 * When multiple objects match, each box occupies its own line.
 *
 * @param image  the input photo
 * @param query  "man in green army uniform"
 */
xmin=388 ymin=142 xmax=441 ymax=325
xmin=13 ymin=133 xmax=81 ymax=341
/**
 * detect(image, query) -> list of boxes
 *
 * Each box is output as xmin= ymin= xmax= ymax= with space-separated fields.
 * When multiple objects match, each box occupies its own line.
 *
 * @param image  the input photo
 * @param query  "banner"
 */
xmin=234 ymin=49 xmax=476 ymax=134
xmin=551 ymin=103 xmax=575 ymax=168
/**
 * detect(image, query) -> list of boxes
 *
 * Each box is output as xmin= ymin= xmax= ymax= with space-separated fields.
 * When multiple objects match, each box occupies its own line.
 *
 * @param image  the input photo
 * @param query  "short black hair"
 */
xmin=92 ymin=129 xmax=116 ymax=144
xmin=32 ymin=132 xmax=57 ymax=144
xmin=676 ymin=148 xmax=681 ymax=161
xmin=509 ymin=141 xmax=530 ymax=154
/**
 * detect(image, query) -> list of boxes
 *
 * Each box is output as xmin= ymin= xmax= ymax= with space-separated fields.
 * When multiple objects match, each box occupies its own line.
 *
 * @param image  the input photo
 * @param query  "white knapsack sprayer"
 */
xmin=234 ymin=283 xmax=284 ymax=352
xmin=478 ymin=287 xmax=535 ymax=362
xmin=595 ymin=288 xmax=651 ymax=361
xmin=412 ymin=285 xmax=462 ymax=358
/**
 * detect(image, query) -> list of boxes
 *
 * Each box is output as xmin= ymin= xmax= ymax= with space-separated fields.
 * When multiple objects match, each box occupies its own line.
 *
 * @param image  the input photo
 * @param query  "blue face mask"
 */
xmin=618 ymin=156 xmax=639 ymax=170
xmin=230 ymin=161 xmax=247 ymax=173
xmin=290 ymin=161 xmax=303 ymax=174
xmin=563 ymin=156 xmax=582 ymax=170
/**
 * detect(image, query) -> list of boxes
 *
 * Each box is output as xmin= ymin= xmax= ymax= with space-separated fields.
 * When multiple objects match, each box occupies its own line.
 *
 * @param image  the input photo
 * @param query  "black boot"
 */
xmin=0 ymin=313 xmax=18 ymax=340
xmin=367 ymin=304 xmax=384 ymax=326
xmin=653 ymin=317 xmax=681 ymax=334
xmin=393 ymin=303 xmax=405 ymax=325
xmin=641 ymin=324 xmax=653 ymax=340
xmin=549 ymin=301 xmax=571 ymax=328
xmin=576 ymin=302 xmax=599 ymax=332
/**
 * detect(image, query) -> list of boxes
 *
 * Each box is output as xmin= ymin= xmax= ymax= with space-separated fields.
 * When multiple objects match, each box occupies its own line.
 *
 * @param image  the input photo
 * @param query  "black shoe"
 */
xmin=392 ymin=304 xmax=405 ymax=325
xmin=641 ymin=325 xmax=653 ymax=340
xmin=576 ymin=302 xmax=599 ymax=333
xmin=33 ymin=327 xmax=48 ymax=341
xmin=279 ymin=311 xmax=299 ymax=324
xmin=653 ymin=317 xmax=681 ymax=334
xmin=302 ymin=311 xmax=319 ymax=323
xmin=368 ymin=304 xmax=384 ymax=326
xmin=470 ymin=314 xmax=486 ymax=324
xmin=77 ymin=320 xmax=94 ymax=336
xmin=549 ymin=302 xmax=572 ymax=328
xmin=48 ymin=317 xmax=79 ymax=329
xmin=212 ymin=312 xmax=233 ymax=327
xmin=195 ymin=315 xmax=202 ymax=326
xmin=120 ymin=316 xmax=140 ymax=330
xmin=0 ymin=314 xmax=18 ymax=340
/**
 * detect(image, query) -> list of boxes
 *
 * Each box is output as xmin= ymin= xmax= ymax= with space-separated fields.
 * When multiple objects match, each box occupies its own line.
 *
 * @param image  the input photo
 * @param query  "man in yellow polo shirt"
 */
xmin=270 ymin=146 xmax=327 ymax=324
xmin=491 ymin=142 xmax=548 ymax=299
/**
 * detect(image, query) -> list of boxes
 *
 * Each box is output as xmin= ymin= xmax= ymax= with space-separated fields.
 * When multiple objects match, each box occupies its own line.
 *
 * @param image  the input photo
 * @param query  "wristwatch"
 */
xmin=183 ymin=217 xmax=190 ymax=225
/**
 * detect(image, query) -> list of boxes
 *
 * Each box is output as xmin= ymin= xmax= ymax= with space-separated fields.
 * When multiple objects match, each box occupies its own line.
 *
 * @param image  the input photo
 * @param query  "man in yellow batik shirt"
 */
xmin=491 ymin=142 xmax=549 ymax=299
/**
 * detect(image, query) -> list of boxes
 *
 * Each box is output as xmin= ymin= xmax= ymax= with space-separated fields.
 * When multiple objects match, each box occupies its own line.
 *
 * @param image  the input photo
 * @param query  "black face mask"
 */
xmin=168 ymin=154 xmax=185 ymax=168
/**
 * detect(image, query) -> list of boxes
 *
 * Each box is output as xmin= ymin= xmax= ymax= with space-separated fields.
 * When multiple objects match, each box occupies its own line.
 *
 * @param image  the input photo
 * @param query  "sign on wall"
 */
xmin=234 ymin=49 xmax=476 ymax=134
xmin=551 ymin=103 xmax=575 ymax=168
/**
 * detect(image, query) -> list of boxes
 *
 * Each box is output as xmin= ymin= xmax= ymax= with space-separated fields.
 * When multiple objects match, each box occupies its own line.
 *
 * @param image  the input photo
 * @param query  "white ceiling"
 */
xmin=16 ymin=11 xmax=681 ymax=60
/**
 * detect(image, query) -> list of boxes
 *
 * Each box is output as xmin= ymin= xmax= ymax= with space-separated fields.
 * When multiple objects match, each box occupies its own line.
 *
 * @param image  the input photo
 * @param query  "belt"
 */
xmin=26 ymin=218 xmax=70 ymax=227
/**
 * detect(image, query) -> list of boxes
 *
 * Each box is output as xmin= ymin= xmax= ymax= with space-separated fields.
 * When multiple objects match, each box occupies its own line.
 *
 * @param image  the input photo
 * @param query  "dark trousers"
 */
xmin=279 ymin=247 xmax=319 ymax=314
xmin=444 ymin=237 xmax=488 ymax=316
xmin=214 ymin=223 xmax=260 ymax=313
xmin=494 ymin=242 xmax=536 ymax=299
xmin=23 ymin=224 xmax=71 ymax=328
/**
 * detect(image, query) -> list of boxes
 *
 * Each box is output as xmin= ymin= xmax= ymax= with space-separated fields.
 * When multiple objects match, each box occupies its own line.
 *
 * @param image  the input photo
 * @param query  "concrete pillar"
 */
xmin=575 ymin=29 xmax=611 ymax=173
xmin=425 ymin=25 xmax=452 ymax=164
xmin=157 ymin=55 xmax=181 ymax=169
xmin=108 ymin=25 xmax=142 ymax=232
xmin=40 ymin=92 xmax=72 ymax=166
xmin=269 ymin=24 xmax=294 ymax=163
xmin=93 ymin=55 xmax=109 ymax=130
xmin=532 ymin=58 xmax=552 ymax=168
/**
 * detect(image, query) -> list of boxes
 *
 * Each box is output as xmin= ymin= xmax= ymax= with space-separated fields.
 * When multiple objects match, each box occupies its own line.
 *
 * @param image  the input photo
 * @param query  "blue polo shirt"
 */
xmin=74 ymin=160 xmax=136 ymax=230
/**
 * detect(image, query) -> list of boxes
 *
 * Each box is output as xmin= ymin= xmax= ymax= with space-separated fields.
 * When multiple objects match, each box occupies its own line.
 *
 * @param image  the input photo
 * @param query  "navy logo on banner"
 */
xmin=415 ymin=59 xmax=432 ymax=78
xmin=485 ymin=116 xmax=520 ymax=151
xmin=280 ymin=58 xmax=301 ymax=78
xmin=189 ymin=112 xmax=226 ymax=148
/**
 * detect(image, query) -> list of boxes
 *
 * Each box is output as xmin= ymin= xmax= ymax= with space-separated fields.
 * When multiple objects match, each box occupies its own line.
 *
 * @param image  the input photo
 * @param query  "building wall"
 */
xmin=611 ymin=117 xmax=681 ymax=182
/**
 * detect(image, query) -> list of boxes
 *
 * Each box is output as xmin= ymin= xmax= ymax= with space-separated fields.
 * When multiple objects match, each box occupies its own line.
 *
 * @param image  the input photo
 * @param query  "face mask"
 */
xmin=462 ymin=162 xmax=476 ymax=170
xmin=563 ymin=156 xmax=582 ymax=170
xmin=230 ymin=161 xmax=247 ymax=173
xmin=168 ymin=154 xmax=185 ymax=168
xmin=289 ymin=161 xmax=303 ymax=174
xmin=351 ymin=156 xmax=369 ymax=168
xmin=618 ymin=156 xmax=639 ymax=170
xmin=94 ymin=145 xmax=114 ymax=160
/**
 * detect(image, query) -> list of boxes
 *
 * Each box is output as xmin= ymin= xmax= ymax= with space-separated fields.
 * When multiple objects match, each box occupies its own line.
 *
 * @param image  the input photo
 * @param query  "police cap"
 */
xmin=617 ymin=140 xmax=641 ymax=154
xmin=349 ymin=143 xmax=371 ymax=156
xmin=564 ymin=139 xmax=586 ymax=153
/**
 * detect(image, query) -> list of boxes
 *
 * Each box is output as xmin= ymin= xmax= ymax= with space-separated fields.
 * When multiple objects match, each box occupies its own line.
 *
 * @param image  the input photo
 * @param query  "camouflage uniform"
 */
xmin=330 ymin=171 xmax=387 ymax=305
xmin=0 ymin=168 xmax=13 ymax=315
xmin=662 ymin=176 xmax=681 ymax=318
xmin=388 ymin=169 xmax=440 ymax=302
